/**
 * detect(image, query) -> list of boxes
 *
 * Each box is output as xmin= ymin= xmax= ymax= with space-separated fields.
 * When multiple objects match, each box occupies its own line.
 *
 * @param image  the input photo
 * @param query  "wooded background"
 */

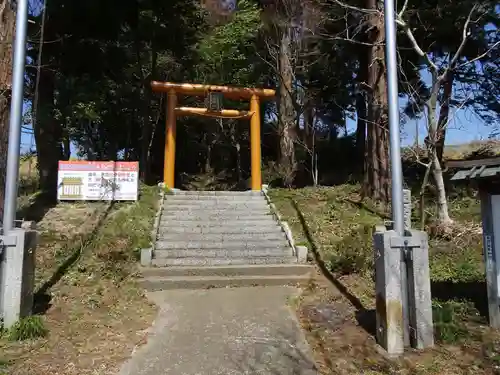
xmin=0 ymin=0 xmax=499 ymax=225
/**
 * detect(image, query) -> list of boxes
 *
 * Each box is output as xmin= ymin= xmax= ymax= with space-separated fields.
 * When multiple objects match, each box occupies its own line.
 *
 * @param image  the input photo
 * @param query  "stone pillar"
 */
xmin=373 ymin=226 xmax=404 ymax=356
xmin=373 ymin=225 xmax=434 ymax=355
xmin=480 ymin=191 xmax=500 ymax=328
xmin=406 ymin=230 xmax=434 ymax=349
xmin=1 ymin=227 xmax=37 ymax=328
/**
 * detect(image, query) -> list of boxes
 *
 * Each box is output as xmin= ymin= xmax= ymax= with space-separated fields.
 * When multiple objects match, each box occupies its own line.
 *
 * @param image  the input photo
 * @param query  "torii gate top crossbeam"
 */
xmin=151 ymin=81 xmax=275 ymax=101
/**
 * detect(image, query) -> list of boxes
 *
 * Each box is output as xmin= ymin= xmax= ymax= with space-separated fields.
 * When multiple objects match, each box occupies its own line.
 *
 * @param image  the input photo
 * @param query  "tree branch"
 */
xmin=326 ymin=0 xmax=377 ymax=14
xmin=449 ymin=4 xmax=476 ymax=68
xmin=396 ymin=15 xmax=439 ymax=72
xmin=457 ymin=40 xmax=500 ymax=70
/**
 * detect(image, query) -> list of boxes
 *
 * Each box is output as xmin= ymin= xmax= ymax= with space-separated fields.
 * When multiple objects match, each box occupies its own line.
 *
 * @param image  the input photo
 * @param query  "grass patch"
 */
xmin=432 ymin=300 xmax=475 ymax=344
xmin=6 ymin=316 xmax=48 ymax=342
xmin=0 ymin=184 xmax=159 ymax=375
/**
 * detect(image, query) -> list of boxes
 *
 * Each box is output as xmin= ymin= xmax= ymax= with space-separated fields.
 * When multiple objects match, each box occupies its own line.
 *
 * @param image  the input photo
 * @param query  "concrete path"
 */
xmin=119 ymin=286 xmax=318 ymax=375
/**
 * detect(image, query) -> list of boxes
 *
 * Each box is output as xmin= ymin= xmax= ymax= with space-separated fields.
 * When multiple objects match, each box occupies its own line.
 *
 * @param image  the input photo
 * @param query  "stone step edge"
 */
xmin=156 ymin=233 xmax=286 ymax=238
xmin=155 ymin=244 xmax=293 ymax=251
xmin=167 ymin=191 xmax=263 ymax=196
xmin=156 ymin=228 xmax=283 ymax=234
xmin=157 ymin=221 xmax=279 ymax=225
xmin=139 ymin=274 xmax=311 ymax=290
xmin=148 ymin=257 xmax=299 ymax=267
xmin=139 ymin=264 xmax=314 ymax=277
xmin=153 ymin=251 xmax=293 ymax=259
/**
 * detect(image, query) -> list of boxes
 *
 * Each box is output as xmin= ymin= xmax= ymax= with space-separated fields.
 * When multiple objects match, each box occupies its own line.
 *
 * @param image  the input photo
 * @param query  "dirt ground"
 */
xmin=0 ymin=187 xmax=158 ymax=375
xmin=269 ymin=186 xmax=500 ymax=374
xmin=297 ymin=271 xmax=500 ymax=375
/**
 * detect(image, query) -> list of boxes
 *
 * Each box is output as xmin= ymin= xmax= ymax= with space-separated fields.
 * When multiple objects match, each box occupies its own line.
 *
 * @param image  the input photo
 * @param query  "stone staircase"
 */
xmin=139 ymin=190 xmax=313 ymax=290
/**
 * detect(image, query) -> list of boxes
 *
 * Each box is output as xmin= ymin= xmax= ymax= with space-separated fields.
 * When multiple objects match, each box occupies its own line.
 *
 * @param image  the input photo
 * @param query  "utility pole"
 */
xmin=3 ymin=0 xmax=28 ymax=232
xmin=0 ymin=0 xmax=38 ymax=329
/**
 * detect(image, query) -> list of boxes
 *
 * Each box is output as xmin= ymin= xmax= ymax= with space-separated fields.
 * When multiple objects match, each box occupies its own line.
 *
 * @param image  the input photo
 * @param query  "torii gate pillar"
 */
xmin=152 ymin=81 xmax=275 ymax=191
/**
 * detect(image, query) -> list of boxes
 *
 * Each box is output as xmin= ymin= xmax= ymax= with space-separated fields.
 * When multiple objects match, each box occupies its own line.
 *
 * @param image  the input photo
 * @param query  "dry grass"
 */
xmin=270 ymin=185 xmax=500 ymax=374
xmin=297 ymin=276 xmax=499 ymax=375
xmin=0 ymin=185 xmax=159 ymax=375
xmin=443 ymin=140 xmax=500 ymax=161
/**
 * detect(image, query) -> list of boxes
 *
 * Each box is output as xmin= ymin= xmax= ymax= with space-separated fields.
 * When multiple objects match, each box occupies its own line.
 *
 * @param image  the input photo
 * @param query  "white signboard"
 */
xmin=57 ymin=161 xmax=139 ymax=201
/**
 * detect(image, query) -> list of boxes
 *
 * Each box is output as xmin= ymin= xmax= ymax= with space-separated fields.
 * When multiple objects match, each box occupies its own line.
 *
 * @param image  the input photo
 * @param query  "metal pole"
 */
xmin=384 ymin=0 xmax=404 ymax=233
xmin=3 ymin=0 xmax=29 ymax=232
xmin=383 ymin=0 xmax=409 ymax=346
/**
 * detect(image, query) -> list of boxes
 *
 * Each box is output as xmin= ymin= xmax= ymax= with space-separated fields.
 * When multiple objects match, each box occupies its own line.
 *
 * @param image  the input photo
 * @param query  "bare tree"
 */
xmin=397 ymin=1 xmax=500 ymax=225
xmin=0 ymin=0 xmax=15 ymax=221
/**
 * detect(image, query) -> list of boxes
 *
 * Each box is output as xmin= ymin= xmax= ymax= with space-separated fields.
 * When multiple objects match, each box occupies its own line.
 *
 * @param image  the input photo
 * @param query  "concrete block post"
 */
xmin=373 ymin=226 xmax=404 ymax=356
xmin=1 ymin=228 xmax=38 ymax=328
xmin=407 ymin=230 xmax=434 ymax=349
xmin=480 ymin=192 xmax=500 ymax=328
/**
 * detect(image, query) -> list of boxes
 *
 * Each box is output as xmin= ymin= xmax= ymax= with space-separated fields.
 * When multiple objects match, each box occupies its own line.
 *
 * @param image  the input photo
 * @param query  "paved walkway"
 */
xmin=119 ymin=286 xmax=318 ymax=375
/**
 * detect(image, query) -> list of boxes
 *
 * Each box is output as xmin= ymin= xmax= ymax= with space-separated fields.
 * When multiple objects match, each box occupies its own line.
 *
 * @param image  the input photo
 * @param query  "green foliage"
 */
xmin=430 ymin=233 xmax=484 ymax=283
xmin=196 ymin=0 xmax=263 ymax=85
xmin=6 ymin=316 xmax=48 ymax=341
xmin=326 ymin=226 xmax=374 ymax=275
xmin=432 ymin=300 xmax=475 ymax=343
xmin=23 ymin=0 xmax=500 ymax=195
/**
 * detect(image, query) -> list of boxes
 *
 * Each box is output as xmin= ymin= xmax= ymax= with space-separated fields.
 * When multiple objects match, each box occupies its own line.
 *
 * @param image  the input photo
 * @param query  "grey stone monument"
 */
xmin=373 ymin=224 xmax=434 ymax=355
xmin=0 ymin=223 xmax=38 ymax=328
xmin=449 ymin=158 xmax=500 ymax=328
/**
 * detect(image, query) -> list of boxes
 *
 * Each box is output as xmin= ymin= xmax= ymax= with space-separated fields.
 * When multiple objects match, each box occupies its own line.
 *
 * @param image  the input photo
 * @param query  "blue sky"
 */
xmin=20 ymin=94 xmax=494 ymax=154
xmin=344 ymin=98 xmax=494 ymax=147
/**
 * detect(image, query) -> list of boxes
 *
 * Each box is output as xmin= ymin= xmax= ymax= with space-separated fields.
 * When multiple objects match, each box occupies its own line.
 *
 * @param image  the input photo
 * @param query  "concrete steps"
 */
xmin=154 ymin=247 xmax=293 ymax=258
xmin=160 ymin=214 xmax=273 ymax=221
xmin=157 ymin=232 xmax=286 ymax=241
xmin=140 ymin=190 xmax=313 ymax=290
xmin=141 ymin=264 xmax=313 ymax=277
xmin=140 ymin=275 xmax=310 ymax=290
xmin=155 ymin=239 xmax=287 ymax=250
xmin=158 ymin=225 xmax=282 ymax=234
xmin=151 ymin=256 xmax=300 ymax=267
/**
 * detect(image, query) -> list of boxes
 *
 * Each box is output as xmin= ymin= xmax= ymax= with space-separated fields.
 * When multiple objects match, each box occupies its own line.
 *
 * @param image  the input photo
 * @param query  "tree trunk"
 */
xmin=0 ymin=0 xmax=15 ymax=221
xmin=356 ymin=44 xmax=368 ymax=167
xmin=426 ymin=72 xmax=452 ymax=225
xmin=432 ymin=152 xmax=452 ymax=224
xmin=278 ymin=26 xmax=297 ymax=187
xmin=34 ymin=67 xmax=62 ymax=198
xmin=62 ymin=135 xmax=70 ymax=160
xmin=356 ymin=92 xmax=367 ymax=164
xmin=363 ymin=0 xmax=390 ymax=204
xmin=436 ymin=69 xmax=453 ymax=164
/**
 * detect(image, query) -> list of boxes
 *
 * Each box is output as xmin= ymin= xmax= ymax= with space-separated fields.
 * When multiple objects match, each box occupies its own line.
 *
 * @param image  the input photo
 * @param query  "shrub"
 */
xmin=326 ymin=225 xmax=374 ymax=275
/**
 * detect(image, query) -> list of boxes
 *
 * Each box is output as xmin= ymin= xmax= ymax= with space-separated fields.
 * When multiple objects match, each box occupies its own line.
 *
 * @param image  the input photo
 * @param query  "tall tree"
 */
xmin=363 ymin=0 xmax=389 ymax=204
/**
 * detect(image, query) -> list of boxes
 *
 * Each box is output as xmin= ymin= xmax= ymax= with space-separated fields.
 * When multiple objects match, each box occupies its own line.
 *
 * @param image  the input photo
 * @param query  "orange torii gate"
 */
xmin=150 ymin=81 xmax=276 ymax=191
